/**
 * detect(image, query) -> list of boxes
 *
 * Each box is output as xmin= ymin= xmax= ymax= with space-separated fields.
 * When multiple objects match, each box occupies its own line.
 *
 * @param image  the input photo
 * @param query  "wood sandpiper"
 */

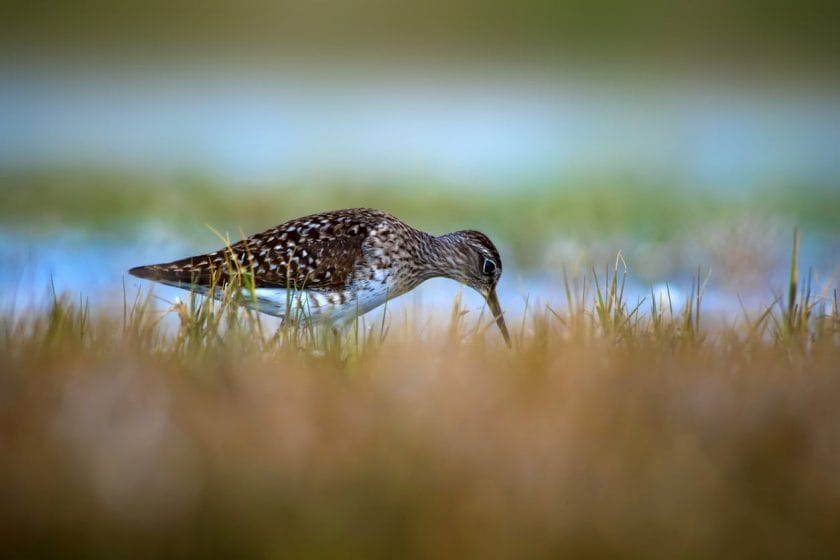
xmin=130 ymin=208 xmax=510 ymax=345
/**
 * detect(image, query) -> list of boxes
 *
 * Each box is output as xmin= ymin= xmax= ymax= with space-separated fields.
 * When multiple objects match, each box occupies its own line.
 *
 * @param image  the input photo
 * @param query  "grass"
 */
xmin=1 ymin=237 xmax=839 ymax=559
xmin=3 ymin=171 xmax=840 ymax=270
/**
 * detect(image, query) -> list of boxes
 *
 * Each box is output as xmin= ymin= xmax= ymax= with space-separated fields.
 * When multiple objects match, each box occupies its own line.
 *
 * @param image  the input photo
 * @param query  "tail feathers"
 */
xmin=128 ymin=265 xmax=166 ymax=281
xmin=129 ymin=258 xmax=221 ymax=287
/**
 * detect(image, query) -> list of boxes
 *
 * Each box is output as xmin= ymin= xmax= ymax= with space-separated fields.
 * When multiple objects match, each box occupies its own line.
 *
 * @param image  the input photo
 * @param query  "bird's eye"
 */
xmin=482 ymin=258 xmax=497 ymax=275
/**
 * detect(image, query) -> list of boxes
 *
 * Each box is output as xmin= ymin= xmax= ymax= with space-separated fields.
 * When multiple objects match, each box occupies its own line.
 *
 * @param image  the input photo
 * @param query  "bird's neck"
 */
xmin=413 ymin=231 xmax=469 ymax=283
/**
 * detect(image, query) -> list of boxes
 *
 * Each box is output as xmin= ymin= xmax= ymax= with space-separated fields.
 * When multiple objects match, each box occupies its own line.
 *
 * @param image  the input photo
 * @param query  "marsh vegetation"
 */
xmin=2 ymin=231 xmax=838 ymax=558
xmin=4 ymin=3 xmax=840 ymax=555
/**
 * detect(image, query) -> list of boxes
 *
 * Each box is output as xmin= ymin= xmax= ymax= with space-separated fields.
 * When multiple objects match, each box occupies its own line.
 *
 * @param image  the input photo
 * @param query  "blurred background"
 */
xmin=2 ymin=0 xmax=839 ymax=320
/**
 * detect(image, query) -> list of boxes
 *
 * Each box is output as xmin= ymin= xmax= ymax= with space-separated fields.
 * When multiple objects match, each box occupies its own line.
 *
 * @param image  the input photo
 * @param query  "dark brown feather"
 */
xmin=129 ymin=208 xmax=390 ymax=290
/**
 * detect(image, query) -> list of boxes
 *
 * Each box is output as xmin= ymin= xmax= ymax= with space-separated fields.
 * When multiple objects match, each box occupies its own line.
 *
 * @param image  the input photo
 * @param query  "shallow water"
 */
xmin=3 ymin=227 xmax=837 ymax=334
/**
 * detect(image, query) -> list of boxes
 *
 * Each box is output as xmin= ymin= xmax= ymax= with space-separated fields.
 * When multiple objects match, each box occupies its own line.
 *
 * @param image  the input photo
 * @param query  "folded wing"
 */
xmin=129 ymin=209 xmax=385 ymax=291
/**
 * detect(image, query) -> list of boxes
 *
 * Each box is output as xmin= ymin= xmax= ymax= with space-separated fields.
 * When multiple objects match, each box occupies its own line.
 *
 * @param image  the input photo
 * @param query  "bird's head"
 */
xmin=443 ymin=230 xmax=510 ymax=346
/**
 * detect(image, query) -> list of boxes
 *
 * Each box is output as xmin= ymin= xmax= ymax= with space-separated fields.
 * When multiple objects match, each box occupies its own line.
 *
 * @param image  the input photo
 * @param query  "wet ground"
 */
xmin=3 ymin=227 xmax=837 ymax=331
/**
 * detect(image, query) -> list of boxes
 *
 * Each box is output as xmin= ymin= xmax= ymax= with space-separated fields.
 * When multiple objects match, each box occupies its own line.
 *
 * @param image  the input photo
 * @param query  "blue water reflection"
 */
xmin=3 ymin=228 xmax=836 ymax=331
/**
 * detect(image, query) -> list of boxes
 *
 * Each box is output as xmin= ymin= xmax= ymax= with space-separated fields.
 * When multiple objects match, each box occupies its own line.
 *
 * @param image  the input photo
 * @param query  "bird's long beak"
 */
xmin=484 ymin=288 xmax=511 ymax=347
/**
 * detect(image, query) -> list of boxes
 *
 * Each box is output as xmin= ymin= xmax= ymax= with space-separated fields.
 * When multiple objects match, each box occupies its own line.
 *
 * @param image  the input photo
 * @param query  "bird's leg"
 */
xmin=331 ymin=326 xmax=342 ymax=359
xmin=270 ymin=315 xmax=288 ymax=347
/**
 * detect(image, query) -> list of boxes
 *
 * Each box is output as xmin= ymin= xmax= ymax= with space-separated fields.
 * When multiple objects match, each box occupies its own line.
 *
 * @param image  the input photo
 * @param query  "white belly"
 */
xmin=164 ymin=278 xmax=396 ymax=326
xmin=247 ymin=286 xmax=391 ymax=325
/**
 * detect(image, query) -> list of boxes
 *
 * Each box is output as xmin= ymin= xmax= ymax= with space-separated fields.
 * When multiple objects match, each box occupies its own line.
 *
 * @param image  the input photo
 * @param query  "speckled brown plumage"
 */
xmin=130 ymin=208 xmax=510 ymax=344
xmin=132 ymin=208 xmax=385 ymax=290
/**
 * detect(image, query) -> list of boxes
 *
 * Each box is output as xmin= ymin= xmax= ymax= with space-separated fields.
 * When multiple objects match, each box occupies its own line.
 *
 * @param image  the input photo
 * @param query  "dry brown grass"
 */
xmin=1 ymin=249 xmax=839 ymax=559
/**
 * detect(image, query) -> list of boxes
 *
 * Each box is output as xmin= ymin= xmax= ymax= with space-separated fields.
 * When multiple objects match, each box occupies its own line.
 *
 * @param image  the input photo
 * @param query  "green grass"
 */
xmin=2 ymin=241 xmax=839 ymax=558
xmin=3 ymin=171 xmax=839 ymax=269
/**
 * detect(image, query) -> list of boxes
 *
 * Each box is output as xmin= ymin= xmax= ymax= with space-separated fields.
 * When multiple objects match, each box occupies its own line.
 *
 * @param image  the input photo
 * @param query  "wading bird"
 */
xmin=130 ymin=208 xmax=510 ymax=345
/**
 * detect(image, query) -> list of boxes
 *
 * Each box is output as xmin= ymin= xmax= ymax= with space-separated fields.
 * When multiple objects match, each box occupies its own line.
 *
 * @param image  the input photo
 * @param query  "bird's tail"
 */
xmin=129 ymin=256 xmax=220 ymax=287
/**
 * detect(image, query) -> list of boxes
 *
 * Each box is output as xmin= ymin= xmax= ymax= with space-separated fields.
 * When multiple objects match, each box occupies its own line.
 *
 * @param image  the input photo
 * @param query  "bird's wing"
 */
xmin=130 ymin=209 xmax=388 ymax=291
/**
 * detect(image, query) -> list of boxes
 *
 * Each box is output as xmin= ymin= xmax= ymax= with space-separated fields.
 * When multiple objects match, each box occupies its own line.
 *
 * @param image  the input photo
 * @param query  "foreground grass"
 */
xmin=1 ymin=254 xmax=839 ymax=559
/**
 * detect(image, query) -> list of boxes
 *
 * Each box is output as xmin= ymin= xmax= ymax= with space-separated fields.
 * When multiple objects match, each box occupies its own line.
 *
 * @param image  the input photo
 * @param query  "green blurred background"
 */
xmin=1 ymin=0 xmax=839 ymax=313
